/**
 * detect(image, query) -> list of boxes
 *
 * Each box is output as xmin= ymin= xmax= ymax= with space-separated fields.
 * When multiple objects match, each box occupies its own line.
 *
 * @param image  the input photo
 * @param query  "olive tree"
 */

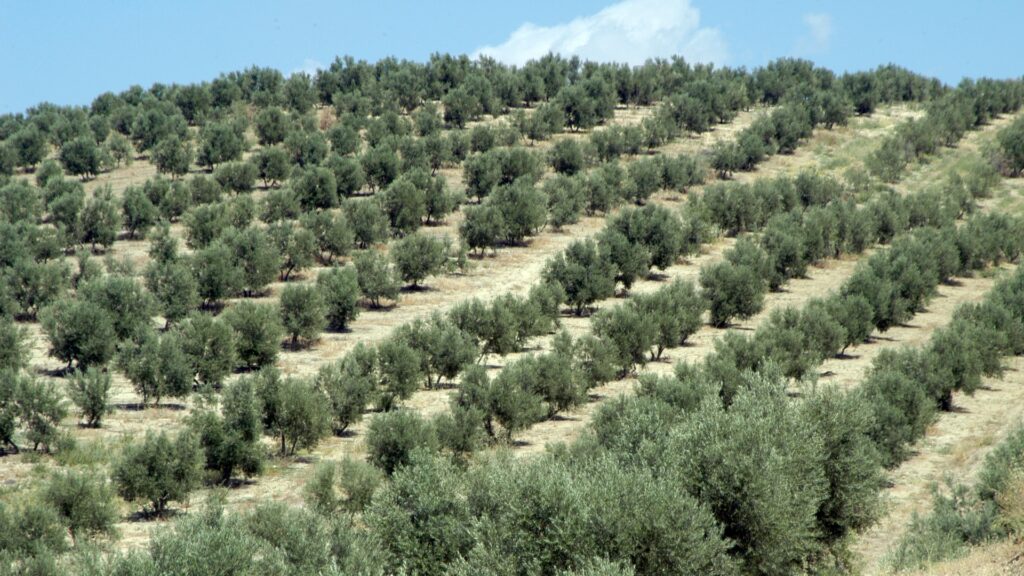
xmin=391 ymin=233 xmax=447 ymax=288
xmin=119 ymin=330 xmax=193 ymax=406
xmin=700 ymin=261 xmax=766 ymax=327
xmin=314 ymin=352 xmax=375 ymax=435
xmin=121 ymin=185 xmax=158 ymax=239
xmin=197 ymin=121 xmax=245 ymax=169
xmin=16 ymin=375 xmax=68 ymax=453
xmin=280 ymin=284 xmax=327 ymax=348
xmin=223 ymin=301 xmax=284 ymax=369
xmin=226 ymin=226 xmax=280 ymax=296
xmin=542 ymin=239 xmax=616 ymax=315
xmin=258 ymin=373 xmax=331 ymax=455
xmin=67 ymin=367 xmax=112 ymax=427
xmin=112 ymin=430 xmax=204 ymax=516
xmin=176 ymin=314 xmax=237 ymax=390
xmin=60 ymin=136 xmax=102 ymax=179
xmin=145 ymin=258 xmax=200 ymax=325
xmin=79 ymin=274 xmax=156 ymax=341
xmin=317 ymin=266 xmax=361 ymax=330
xmin=40 ymin=298 xmax=117 ymax=370
xmin=365 ymin=410 xmax=438 ymax=475
xmin=152 ymin=135 xmax=193 ymax=177
xmin=355 ymin=250 xmax=400 ymax=308
xmin=80 ymin=187 xmax=120 ymax=252
xmin=189 ymin=377 xmax=265 ymax=483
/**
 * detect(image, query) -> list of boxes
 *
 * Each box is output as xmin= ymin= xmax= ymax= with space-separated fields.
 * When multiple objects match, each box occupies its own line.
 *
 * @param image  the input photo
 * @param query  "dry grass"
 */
xmin=900 ymin=539 xmax=1024 ymax=576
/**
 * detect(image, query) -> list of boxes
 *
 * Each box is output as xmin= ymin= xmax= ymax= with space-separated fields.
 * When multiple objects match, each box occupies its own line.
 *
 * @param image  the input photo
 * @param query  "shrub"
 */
xmin=260 ymin=186 xmax=301 ymax=223
xmin=545 ymin=174 xmax=586 ymax=229
xmin=15 ymin=375 xmax=68 ymax=453
xmin=305 ymin=458 xmax=384 ymax=515
xmin=486 ymin=362 xmax=547 ymax=440
xmin=7 ymin=259 xmax=69 ymax=319
xmin=328 ymin=122 xmax=361 ymax=155
xmin=254 ymin=145 xmax=290 ymax=187
xmin=226 ymin=226 xmax=280 ymax=296
xmin=668 ymin=380 xmax=828 ymax=576
xmin=67 ymin=367 xmax=112 ymax=427
xmin=121 ymin=185 xmax=158 ymax=239
xmin=119 ymin=330 xmax=192 ymax=406
xmin=490 ymin=180 xmax=547 ymax=244
xmin=888 ymin=480 xmax=1000 ymax=572
xmin=459 ymin=204 xmax=505 ymax=255
xmin=995 ymin=116 xmax=1024 ymax=176
xmin=60 ymin=136 xmax=102 ymax=179
xmin=398 ymin=314 xmax=477 ymax=388
xmin=976 ymin=425 xmax=1024 ymax=503
xmin=861 ymin=354 xmax=936 ymax=467
xmin=213 ymin=160 xmax=258 ymax=194
xmin=41 ymin=468 xmax=118 ymax=542
xmin=79 ymin=274 xmax=156 ymax=341
xmin=381 ymin=178 xmax=426 ymax=235
xmin=151 ymin=135 xmax=192 ymax=178
xmin=197 ymin=121 xmax=245 ymax=169
xmin=346 ymin=199 xmax=389 ymax=248
xmin=269 ymin=221 xmax=317 ymax=281
xmin=255 ymin=107 xmax=289 ymax=145
xmin=626 ymin=157 xmax=663 ymax=204
xmin=549 ymin=139 xmax=585 ymax=175
xmin=79 ymin=187 xmax=120 ymax=251
xmin=800 ymin=386 xmax=883 ymax=541
xmin=183 ymin=202 xmax=228 ymax=249
xmin=610 ymin=204 xmax=684 ymax=270
xmin=365 ymin=451 xmax=471 ymax=575
xmin=0 ymin=317 xmax=27 ymax=373
xmin=361 ymin=145 xmax=399 ymax=191
xmin=634 ymin=280 xmax=705 ymax=359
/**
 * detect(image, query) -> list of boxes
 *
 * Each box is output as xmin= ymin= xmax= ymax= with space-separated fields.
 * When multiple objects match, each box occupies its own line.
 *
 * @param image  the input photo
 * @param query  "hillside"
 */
xmin=1 ymin=55 xmax=1023 ymax=575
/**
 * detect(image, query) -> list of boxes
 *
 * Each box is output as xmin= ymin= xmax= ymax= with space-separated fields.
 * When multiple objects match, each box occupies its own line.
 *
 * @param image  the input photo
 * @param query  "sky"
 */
xmin=1 ymin=0 xmax=1021 ymax=114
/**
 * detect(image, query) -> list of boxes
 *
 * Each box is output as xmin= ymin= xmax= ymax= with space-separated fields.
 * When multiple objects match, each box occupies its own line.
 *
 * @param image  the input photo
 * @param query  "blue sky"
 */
xmin=1 ymin=0 xmax=1021 ymax=114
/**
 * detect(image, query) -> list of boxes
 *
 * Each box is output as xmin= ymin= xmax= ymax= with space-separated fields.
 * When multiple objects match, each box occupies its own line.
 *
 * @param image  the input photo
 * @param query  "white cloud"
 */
xmin=292 ymin=59 xmax=324 ymax=77
xmin=474 ymin=0 xmax=727 ymax=66
xmin=801 ymin=13 xmax=832 ymax=53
